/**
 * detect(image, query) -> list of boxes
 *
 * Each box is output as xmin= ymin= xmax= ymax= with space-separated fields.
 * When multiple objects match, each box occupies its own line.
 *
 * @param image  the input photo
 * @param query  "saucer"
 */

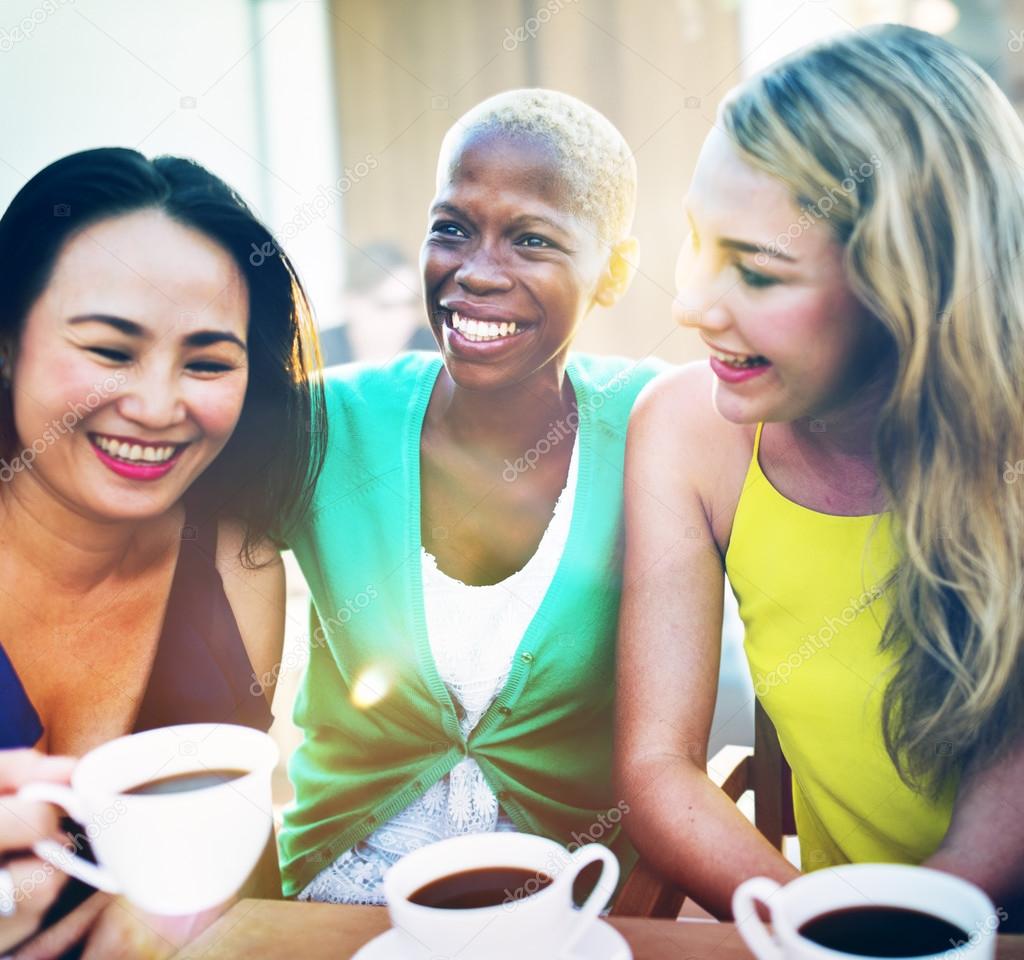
xmin=350 ymin=918 xmax=632 ymax=960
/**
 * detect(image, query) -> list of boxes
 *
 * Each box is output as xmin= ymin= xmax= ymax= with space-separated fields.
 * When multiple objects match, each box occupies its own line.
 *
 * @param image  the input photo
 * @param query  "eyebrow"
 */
xmin=430 ymin=201 xmax=468 ymax=219
xmin=719 ymin=238 xmax=797 ymax=264
xmin=507 ymin=213 xmax=571 ymax=235
xmin=430 ymin=202 xmax=571 ymax=236
xmin=68 ymin=314 xmax=246 ymax=349
xmin=684 ymin=202 xmax=797 ymax=265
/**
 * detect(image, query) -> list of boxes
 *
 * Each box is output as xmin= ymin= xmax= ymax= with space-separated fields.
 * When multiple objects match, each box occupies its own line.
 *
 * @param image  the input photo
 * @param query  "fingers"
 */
xmin=0 ymin=751 xmax=75 ymax=860
xmin=79 ymin=899 xmax=179 ymax=960
xmin=10 ymin=891 xmax=111 ymax=960
xmin=0 ymin=752 xmax=75 ymax=794
xmin=8 ymin=855 xmax=68 ymax=924
xmin=7 ymin=894 xmax=220 ymax=960
xmin=0 ymin=799 xmax=63 ymax=852
xmin=0 ymin=857 xmax=69 ymax=957
xmin=0 ymin=753 xmax=86 ymax=958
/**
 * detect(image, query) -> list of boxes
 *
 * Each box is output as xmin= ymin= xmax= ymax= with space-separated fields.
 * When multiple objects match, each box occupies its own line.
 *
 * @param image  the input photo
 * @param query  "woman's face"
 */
xmin=675 ymin=128 xmax=884 ymax=425
xmin=5 ymin=208 xmax=249 ymax=521
xmin=421 ymin=130 xmax=610 ymax=392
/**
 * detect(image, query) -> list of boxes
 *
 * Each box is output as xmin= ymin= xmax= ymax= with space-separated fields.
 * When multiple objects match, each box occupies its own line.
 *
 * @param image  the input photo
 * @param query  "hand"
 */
xmin=0 ymin=750 xmax=77 ymax=954
xmin=10 ymin=892 xmax=228 ymax=960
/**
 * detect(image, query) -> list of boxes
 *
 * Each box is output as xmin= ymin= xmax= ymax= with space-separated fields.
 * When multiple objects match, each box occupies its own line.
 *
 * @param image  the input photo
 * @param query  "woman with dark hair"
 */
xmin=0 ymin=147 xmax=325 ymax=956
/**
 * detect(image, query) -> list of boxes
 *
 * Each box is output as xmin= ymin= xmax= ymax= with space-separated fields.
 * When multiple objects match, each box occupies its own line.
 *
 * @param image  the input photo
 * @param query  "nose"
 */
xmin=454 ymin=244 xmax=514 ymax=296
xmin=114 ymin=365 xmax=187 ymax=431
xmin=673 ymin=289 xmax=732 ymax=333
xmin=672 ymin=244 xmax=731 ymax=333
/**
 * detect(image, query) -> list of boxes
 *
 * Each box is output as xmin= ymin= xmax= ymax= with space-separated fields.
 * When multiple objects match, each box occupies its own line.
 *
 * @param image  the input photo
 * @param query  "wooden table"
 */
xmin=172 ymin=900 xmax=1024 ymax=960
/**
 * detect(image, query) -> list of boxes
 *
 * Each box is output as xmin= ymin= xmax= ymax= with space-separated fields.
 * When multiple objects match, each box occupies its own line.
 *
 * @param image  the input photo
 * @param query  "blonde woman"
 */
xmin=617 ymin=25 xmax=1024 ymax=924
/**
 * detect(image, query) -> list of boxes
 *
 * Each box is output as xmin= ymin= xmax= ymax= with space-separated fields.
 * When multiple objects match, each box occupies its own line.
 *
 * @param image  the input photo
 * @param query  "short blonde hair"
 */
xmin=438 ymin=88 xmax=636 ymax=244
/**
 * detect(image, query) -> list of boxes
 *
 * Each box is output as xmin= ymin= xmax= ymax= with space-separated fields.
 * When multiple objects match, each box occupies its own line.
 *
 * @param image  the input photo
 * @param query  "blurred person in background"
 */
xmin=318 ymin=242 xmax=435 ymax=366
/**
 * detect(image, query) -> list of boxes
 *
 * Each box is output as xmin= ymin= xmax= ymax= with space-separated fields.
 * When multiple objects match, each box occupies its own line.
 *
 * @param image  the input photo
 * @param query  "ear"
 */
xmin=593 ymin=236 xmax=639 ymax=308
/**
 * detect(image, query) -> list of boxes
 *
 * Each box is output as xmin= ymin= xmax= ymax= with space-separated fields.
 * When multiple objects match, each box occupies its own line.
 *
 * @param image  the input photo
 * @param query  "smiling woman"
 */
xmin=617 ymin=24 xmax=1024 ymax=926
xmin=0 ymin=147 xmax=325 ymax=955
xmin=0 ymin=151 xmax=326 ymax=554
xmin=12 ymin=209 xmax=252 ymax=515
xmin=279 ymin=89 xmax=665 ymax=906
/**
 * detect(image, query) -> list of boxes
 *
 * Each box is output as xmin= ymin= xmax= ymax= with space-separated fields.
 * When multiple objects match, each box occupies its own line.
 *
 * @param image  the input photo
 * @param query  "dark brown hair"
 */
xmin=0 ymin=147 xmax=326 ymax=561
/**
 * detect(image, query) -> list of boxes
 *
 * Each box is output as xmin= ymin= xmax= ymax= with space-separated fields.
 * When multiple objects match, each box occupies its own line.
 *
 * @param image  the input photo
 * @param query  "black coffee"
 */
xmin=799 ymin=906 xmax=970 ymax=957
xmin=123 ymin=768 xmax=248 ymax=796
xmin=409 ymin=867 xmax=553 ymax=909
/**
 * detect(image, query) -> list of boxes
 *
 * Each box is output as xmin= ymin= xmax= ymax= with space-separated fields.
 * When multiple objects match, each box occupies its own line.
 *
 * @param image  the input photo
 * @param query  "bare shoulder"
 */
xmin=215 ymin=521 xmax=286 ymax=695
xmin=214 ymin=521 xmax=284 ymax=575
xmin=629 ymin=361 xmax=756 ymax=551
xmin=632 ymin=361 xmax=728 ymax=450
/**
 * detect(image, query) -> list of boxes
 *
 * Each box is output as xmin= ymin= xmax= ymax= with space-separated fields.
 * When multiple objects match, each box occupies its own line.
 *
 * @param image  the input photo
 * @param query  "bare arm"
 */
xmin=216 ymin=523 xmax=286 ymax=703
xmin=615 ymin=367 xmax=797 ymax=920
xmin=0 ymin=751 xmax=75 ymax=954
xmin=924 ymin=738 xmax=1024 ymax=923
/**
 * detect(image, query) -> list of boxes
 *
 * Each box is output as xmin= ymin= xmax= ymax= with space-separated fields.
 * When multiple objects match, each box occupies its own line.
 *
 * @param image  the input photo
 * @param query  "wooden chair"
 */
xmin=611 ymin=701 xmax=795 ymax=919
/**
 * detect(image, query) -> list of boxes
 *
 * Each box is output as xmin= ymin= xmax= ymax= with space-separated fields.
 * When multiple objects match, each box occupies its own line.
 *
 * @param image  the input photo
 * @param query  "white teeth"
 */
xmin=450 ymin=311 xmax=520 ymax=342
xmin=710 ymin=348 xmax=768 ymax=368
xmin=93 ymin=435 xmax=179 ymax=464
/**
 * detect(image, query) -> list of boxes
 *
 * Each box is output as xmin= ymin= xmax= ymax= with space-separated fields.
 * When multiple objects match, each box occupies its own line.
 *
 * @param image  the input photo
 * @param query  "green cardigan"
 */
xmin=279 ymin=351 xmax=665 ymax=896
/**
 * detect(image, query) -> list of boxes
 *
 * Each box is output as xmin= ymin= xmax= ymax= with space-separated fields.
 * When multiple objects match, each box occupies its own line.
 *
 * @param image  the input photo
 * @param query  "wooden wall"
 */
xmin=326 ymin=0 xmax=741 ymax=364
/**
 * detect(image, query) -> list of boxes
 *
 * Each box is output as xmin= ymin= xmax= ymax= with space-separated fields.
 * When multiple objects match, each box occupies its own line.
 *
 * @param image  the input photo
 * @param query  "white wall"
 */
xmin=737 ymin=0 xmax=963 ymax=76
xmin=0 ymin=0 xmax=343 ymax=326
xmin=0 ymin=1 xmax=345 ymax=803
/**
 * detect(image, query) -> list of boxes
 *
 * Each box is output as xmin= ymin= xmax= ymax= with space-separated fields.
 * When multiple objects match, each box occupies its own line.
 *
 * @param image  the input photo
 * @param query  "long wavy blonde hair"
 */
xmin=722 ymin=24 xmax=1024 ymax=794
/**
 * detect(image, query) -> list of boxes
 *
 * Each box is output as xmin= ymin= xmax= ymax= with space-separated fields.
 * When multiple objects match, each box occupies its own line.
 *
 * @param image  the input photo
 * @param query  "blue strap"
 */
xmin=0 ymin=640 xmax=43 ymax=748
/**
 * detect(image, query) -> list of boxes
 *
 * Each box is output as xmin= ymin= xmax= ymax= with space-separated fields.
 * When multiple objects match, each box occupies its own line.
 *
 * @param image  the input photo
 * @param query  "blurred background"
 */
xmin=2 ymin=0 xmax=1019 ymax=827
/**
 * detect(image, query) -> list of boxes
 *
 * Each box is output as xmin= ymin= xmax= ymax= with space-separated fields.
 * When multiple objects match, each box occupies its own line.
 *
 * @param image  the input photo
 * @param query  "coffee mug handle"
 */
xmin=559 ymin=843 xmax=620 ymax=955
xmin=732 ymin=877 xmax=785 ymax=960
xmin=17 ymin=783 xmax=122 ymax=894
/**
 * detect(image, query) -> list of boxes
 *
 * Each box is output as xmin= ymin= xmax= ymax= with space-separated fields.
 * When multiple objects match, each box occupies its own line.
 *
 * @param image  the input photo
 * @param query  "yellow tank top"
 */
xmin=724 ymin=423 xmax=954 ymax=869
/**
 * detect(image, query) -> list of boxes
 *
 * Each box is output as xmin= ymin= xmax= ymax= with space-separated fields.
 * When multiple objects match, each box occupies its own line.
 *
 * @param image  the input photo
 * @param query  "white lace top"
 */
xmin=298 ymin=434 xmax=580 ymax=905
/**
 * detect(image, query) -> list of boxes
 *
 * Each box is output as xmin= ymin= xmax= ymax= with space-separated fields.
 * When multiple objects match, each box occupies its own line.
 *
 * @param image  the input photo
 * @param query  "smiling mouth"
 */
xmin=708 ymin=346 xmax=770 ymax=369
xmin=89 ymin=433 xmax=188 ymax=465
xmin=440 ymin=309 xmax=530 ymax=343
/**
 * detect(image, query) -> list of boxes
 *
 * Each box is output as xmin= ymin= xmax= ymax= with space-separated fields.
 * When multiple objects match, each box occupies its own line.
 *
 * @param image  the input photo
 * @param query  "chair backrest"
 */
xmin=749 ymin=699 xmax=795 ymax=846
xmin=611 ymin=701 xmax=793 ymax=918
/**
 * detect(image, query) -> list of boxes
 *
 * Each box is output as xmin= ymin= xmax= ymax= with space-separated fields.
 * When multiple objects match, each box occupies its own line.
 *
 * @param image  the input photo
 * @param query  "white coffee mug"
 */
xmin=18 ymin=723 xmax=278 ymax=916
xmin=733 ymin=864 xmax=999 ymax=960
xmin=382 ymin=832 xmax=620 ymax=960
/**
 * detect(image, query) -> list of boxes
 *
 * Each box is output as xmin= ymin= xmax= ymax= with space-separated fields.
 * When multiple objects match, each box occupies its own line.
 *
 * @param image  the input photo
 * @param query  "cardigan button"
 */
xmin=498 ymin=705 xmax=512 ymax=716
xmin=520 ymin=652 xmax=534 ymax=663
